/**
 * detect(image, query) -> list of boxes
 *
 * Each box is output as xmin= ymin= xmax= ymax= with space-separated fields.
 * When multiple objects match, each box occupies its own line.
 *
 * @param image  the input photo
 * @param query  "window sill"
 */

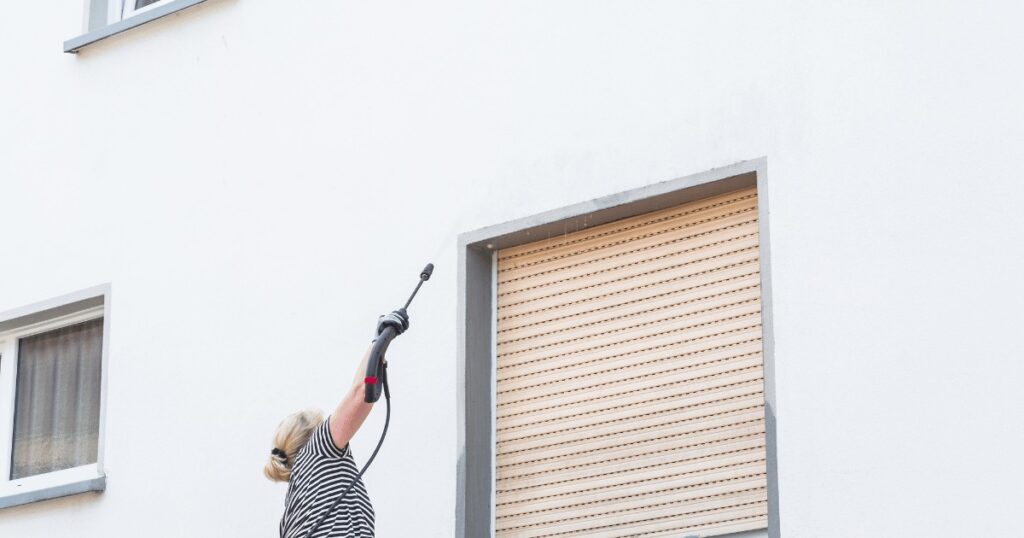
xmin=0 ymin=466 xmax=105 ymax=509
xmin=64 ymin=0 xmax=208 ymax=54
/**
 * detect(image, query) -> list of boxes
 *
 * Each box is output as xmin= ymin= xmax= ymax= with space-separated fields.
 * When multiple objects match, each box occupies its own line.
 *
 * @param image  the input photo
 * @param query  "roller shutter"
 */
xmin=495 ymin=186 xmax=767 ymax=537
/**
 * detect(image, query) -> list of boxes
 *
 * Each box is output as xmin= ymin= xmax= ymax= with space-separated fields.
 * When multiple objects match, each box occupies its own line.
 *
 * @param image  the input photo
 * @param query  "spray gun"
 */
xmin=364 ymin=262 xmax=433 ymax=403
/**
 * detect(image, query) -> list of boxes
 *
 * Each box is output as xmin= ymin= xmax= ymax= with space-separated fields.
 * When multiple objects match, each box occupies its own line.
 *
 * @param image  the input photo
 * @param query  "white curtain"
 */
xmin=11 ymin=318 xmax=103 ymax=479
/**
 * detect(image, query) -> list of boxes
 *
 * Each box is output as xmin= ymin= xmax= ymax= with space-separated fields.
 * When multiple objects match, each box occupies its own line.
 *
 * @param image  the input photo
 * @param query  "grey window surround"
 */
xmin=0 ymin=284 xmax=112 ymax=510
xmin=64 ymin=0 xmax=209 ymax=53
xmin=456 ymin=158 xmax=779 ymax=538
xmin=0 ymin=477 xmax=106 ymax=510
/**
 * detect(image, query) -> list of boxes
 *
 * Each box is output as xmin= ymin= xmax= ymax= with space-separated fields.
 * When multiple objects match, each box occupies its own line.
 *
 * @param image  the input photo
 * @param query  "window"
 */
xmin=122 ymin=0 xmax=174 ymax=19
xmin=66 ymin=0 xmax=211 ymax=53
xmin=457 ymin=159 xmax=779 ymax=537
xmin=0 ymin=289 xmax=108 ymax=509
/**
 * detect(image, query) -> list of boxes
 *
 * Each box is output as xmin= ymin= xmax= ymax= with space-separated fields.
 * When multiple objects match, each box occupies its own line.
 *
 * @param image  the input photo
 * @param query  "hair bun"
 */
xmin=264 ymin=408 xmax=324 ymax=483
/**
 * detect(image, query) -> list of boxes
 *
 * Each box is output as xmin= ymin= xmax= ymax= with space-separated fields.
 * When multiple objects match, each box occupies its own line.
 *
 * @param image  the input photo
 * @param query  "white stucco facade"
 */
xmin=1 ymin=1 xmax=1023 ymax=536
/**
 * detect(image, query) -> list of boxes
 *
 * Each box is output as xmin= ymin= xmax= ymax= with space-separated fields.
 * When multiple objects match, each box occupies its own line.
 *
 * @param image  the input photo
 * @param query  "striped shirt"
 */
xmin=280 ymin=419 xmax=375 ymax=538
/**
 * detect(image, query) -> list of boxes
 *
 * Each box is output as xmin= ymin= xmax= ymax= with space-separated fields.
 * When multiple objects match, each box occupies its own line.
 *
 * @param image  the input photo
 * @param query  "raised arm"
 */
xmin=328 ymin=345 xmax=376 ymax=451
xmin=327 ymin=310 xmax=409 ymax=451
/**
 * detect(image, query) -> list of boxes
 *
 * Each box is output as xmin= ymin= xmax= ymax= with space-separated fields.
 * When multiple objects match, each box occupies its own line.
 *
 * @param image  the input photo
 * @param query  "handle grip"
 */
xmin=364 ymin=325 xmax=397 ymax=403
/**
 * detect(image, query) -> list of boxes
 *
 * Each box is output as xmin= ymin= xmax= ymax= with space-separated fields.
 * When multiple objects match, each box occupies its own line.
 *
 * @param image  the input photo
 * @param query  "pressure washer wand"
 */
xmin=364 ymin=263 xmax=434 ymax=403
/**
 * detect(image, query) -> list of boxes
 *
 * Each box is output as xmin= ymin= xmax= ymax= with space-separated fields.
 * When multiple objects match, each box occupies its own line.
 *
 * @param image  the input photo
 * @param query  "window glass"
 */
xmin=11 ymin=318 xmax=103 ymax=479
xmin=135 ymin=0 xmax=164 ymax=8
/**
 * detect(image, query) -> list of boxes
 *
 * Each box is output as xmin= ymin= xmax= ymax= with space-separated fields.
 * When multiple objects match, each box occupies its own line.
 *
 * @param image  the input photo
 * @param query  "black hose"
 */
xmin=303 ymin=364 xmax=391 ymax=538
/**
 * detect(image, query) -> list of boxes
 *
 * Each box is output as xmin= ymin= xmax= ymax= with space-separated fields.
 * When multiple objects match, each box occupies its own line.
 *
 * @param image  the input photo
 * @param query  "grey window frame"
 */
xmin=64 ymin=0 xmax=210 ymax=53
xmin=455 ymin=158 xmax=780 ymax=538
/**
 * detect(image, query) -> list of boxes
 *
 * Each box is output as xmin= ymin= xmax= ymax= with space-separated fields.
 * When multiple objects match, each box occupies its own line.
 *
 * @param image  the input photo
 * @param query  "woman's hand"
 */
xmin=376 ymin=309 xmax=410 ymax=337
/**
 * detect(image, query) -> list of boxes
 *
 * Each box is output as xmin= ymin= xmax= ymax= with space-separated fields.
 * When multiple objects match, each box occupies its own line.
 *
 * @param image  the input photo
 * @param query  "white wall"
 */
xmin=1 ymin=1 xmax=1022 ymax=536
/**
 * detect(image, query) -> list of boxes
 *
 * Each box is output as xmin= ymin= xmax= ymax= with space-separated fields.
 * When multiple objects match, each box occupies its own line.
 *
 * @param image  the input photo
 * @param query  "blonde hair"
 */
xmin=264 ymin=408 xmax=324 ymax=482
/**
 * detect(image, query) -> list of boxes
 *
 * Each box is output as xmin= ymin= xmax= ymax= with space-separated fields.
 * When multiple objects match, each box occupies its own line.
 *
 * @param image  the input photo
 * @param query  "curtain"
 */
xmin=11 ymin=318 xmax=103 ymax=480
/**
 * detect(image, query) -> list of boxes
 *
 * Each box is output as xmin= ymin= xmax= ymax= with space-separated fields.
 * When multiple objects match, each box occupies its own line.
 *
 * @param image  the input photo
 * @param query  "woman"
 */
xmin=265 ymin=311 xmax=408 ymax=538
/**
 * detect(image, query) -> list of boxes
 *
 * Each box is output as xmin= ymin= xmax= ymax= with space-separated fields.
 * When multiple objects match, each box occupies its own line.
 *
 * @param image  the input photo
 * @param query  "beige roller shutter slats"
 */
xmin=495 ymin=187 xmax=767 ymax=537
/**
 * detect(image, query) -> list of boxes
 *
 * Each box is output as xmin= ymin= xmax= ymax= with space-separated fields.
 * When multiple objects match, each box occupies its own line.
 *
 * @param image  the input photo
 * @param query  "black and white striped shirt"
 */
xmin=280 ymin=419 xmax=375 ymax=538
